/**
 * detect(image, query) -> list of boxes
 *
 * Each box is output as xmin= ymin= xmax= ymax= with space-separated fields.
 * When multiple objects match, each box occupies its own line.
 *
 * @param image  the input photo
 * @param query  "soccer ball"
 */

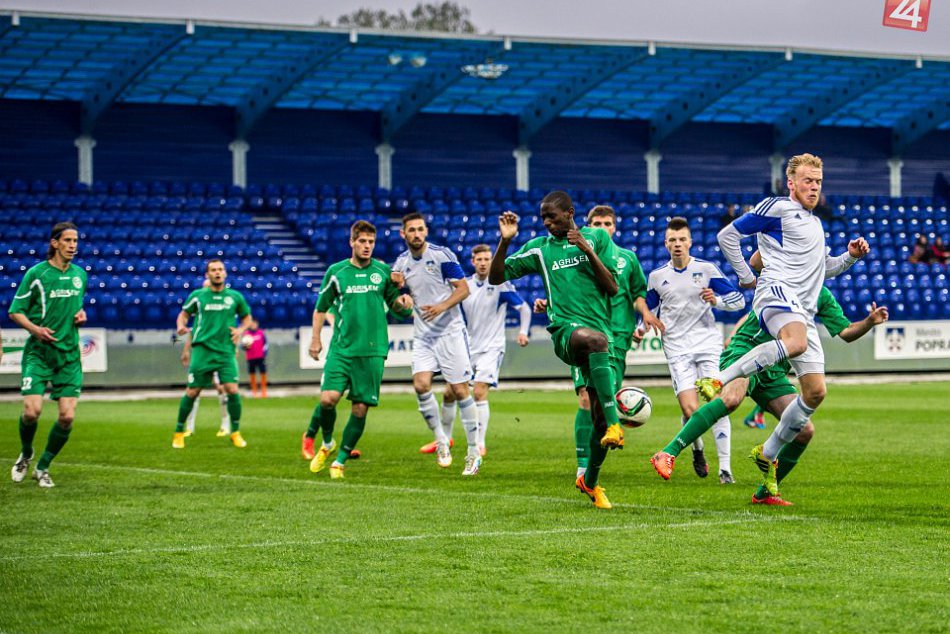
xmin=615 ymin=386 xmax=652 ymax=428
xmin=240 ymin=334 xmax=254 ymax=349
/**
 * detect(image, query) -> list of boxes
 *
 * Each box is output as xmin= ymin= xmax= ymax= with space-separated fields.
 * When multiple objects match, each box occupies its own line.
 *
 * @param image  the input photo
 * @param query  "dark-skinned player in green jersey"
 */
xmin=9 ymin=222 xmax=87 ymax=488
xmin=172 ymin=259 xmax=252 ymax=449
xmin=489 ymin=191 xmax=625 ymax=509
xmin=302 ymin=220 xmax=414 ymax=479
xmin=650 ymin=251 xmax=888 ymax=504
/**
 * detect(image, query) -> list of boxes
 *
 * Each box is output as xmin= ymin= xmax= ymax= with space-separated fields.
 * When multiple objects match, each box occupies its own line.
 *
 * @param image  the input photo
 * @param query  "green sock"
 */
xmin=35 ymin=423 xmax=71 ymax=471
xmin=227 ymin=393 xmax=242 ymax=432
xmin=574 ymin=408 xmax=592 ymax=469
xmin=336 ymin=414 xmax=367 ymax=465
xmin=176 ymin=395 xmax=196 ymax=432
xmin=19 ymin=415 xmax=38 ymax=457
xmin=318 ymin=405 xmax=336 ymax=443
xmin=584 ymin=422 xmax=609 ymax=489
xmin=587 ymin=352 xmax=619 ymax=426
xmin=754 ymin=439 xmax=809 ymax=499
xmin=662 ymin=399 xmax=730 ymax=457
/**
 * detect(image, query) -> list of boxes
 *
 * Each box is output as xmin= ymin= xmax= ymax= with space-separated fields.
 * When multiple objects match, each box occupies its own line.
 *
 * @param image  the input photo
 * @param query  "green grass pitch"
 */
xmin=1 ymin=382 xmax=948 ymax=633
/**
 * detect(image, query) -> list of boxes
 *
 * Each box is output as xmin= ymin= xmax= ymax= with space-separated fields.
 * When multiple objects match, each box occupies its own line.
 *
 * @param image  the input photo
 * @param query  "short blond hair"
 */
xmin=786 ymin=153 xmax=823 ymax=179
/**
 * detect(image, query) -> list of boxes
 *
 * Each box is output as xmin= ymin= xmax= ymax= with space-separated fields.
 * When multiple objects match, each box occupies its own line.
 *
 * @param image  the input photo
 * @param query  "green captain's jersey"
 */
xmin=181 ymin=287 xmax=251 ymax=355
xmin=609 ymin=246 xmax=648 ymax=352
xmin=724 ymin=286 xmax=851 ymax=374
xmin=316 ymin=258 xmax=411 ymax=358
xmin=8 ymin=261 xmax=87 ymax=353
xmin=503 ymin=226 xmax=618 ymax=337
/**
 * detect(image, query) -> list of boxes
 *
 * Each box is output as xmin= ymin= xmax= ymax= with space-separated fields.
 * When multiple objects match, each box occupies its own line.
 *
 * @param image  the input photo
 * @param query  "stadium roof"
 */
xmin=1 ymin=12 xmax=948 ymax=154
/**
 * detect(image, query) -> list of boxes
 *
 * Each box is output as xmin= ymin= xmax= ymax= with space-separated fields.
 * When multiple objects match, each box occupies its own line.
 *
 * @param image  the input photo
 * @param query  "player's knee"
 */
xmin=412 ymin=377 xmax=430 ymax=394
xmin=352 ymin=403 xmax=368 ymax=418
xmin=473 ymin=383 xmax=489 ymax=401
xmin=185 ymin=387 xmax=201 ymax=399
xmin=802 ymin=385 xmax=826 ymax=407
xmin=720 ymin=384 xmax=746 ymax=411
xmin=449 ymin=383 xmax=469 ymax=400
xmin=21 ymin=411 xmax=39 ymax=425
xmin=782 ymin=337 xmax=807 ymax=358
xmin=57 ymin=415 xmax=74 ymax=430
xmin=586 ymin=331 xmax=609 ymax=352
xmin=320 ymin=393 xmax=339 ymax=408
xmin=797 ymin=421 xmax=815 ymax=443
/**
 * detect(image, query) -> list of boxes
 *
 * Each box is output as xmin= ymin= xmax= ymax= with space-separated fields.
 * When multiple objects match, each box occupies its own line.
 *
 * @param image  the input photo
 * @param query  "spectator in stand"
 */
xmin=909 ymin=235 xmax=934 ymax=264
xmin=720 ymin=204 xmax=739 ymax=229
xmin=931 ymin=237 xmax=948 ymax=265
xmin=243 ymin=319 xmax=268 ymax=398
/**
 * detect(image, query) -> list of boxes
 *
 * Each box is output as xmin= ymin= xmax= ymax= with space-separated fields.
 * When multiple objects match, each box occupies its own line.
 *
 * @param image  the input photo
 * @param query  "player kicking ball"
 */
xmin=640 ymin=217 xmax=746 ymax=484
xmin=9 ymin=222 xmax=87 ymax=488
xmin=435 ymin=244 xmax=532 ymax=458
xmin=489 ymin=192 xmax=624 ymax=509
xmin=651 ymin=251 xmax=887 ymax=504
xmin=302 ymin=220 xmax=413 ymax=479
xmin=172 ymin=259 xmax=252 ymax=449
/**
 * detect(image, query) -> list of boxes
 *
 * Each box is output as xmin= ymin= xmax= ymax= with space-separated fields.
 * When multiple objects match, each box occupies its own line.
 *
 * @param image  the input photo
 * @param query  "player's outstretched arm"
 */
xmin=826 ymin=237 xmax=869 ymax=278
xmin=839 ymin=302 xmax=888 ymax=342
xmin=489 ymin=211 xmax=519 ymax=285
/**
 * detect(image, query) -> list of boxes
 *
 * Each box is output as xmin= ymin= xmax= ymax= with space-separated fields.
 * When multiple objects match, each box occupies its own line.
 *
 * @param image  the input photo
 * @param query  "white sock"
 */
xmin=441 ymin=400 xmax=456 ymax=440
xmin=476 ymin=400 xmax=490 ymax=449
xmin=576 ymin=466 xmax=587 ymax=479
xmin=763 ymin=396 xmax=815 ymax=460
xmin=186 ymin=397 xmax=199 ymax=433
xmin=218 ymin=393 xmax=230 ymax=430
xmin=685 ymin=416 xmax=704 ymax=451
xmin=457 ymin=396 xmax=479 ymax=454
xmin=418 ymin=392 xmax=447 ymax=443
xmin=720 ymin=340 xmax=789 ymax=385
xmin=712 ymin=416 xmax=731 ymax=473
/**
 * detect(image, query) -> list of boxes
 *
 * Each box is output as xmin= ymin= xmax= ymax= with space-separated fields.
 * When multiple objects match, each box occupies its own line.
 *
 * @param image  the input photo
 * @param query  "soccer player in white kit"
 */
xmin=641 ymin=217 xmax=745 ymax=483
xmin=703 ymin=153 xmax=869 ymax=494
xmin=392 ymin=212 xmax=482 ymax=476
xmin=434 ymin=244 xmax=532 ymax=457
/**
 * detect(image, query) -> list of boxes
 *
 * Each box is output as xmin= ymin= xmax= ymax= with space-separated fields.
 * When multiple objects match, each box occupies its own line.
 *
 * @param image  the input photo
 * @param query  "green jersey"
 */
xmin=9 ymin=261 xmax=87 ymax=353
xmin=609 ymin=246 xmax=648 ymax=351
xmin=726 ymin=286 xmax=851 ymax=373
xmin=504 ymin=226 xmax=618 ymax=336
xmin=181 ymin=287 xmax=251 ymax=356
xmin=316 ymin=258 xmax=410 ymax=358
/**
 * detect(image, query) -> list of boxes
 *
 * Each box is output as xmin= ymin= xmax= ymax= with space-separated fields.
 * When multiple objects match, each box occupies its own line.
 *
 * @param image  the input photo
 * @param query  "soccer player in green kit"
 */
xmin=489 ymin=192 xmax=624 ymax=509
xmin=302 ymin=220 xmax=413 ymax=479
xmin=9 ymin=222 xmax=87 ymax=488
xmin=535 ymin=205 xmax=663 ymax=481
xmin=172 ymin=259 xmax=252 ymax=449
xmin=651 ymin=251 xmax=888 ymax=504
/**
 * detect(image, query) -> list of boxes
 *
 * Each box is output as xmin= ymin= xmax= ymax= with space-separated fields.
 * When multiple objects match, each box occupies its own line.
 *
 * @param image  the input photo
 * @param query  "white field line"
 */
xmin=55 ymin=461 xmax=807 ymax=519
xmin=0 ymin=516 xmax=811 ymax=563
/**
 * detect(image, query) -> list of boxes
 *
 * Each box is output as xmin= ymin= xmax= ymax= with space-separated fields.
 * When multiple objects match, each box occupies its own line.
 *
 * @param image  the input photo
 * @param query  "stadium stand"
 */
xmin=2 ymin=178 xmax=947 ymax=329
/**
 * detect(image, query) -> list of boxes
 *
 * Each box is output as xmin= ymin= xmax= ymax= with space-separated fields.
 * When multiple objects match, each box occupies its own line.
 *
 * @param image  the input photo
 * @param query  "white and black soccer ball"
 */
xmin=240 ymin=334 xmax=254 ymax=349
xmin=615 ymin=386 xmax=652 ymax=428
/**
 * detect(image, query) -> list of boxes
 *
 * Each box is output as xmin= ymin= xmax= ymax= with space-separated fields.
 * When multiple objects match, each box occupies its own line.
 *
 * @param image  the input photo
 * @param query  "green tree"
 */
xmin=332 ymin=2 xmax=478 ymax=33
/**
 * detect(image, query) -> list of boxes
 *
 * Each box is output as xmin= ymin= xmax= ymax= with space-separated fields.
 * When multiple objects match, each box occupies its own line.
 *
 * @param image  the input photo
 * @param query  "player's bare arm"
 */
xmin=848 ymin=237 xmax=870 ymax=258
xmin=391 ymin=294 xmax=413 ymax=312
xmin=230 ymin=314 xmax=253 ymax=345
xmin=73 ymin=309 xmax=87 ymax=326
xmin=634 ymin=296 xmax=665 ymax=335
xmin=310 ymin=310 xmax=328 ymax=360
xmin=390 ymin=271 xmax=405 ymax=288
xmin=533 ymin=298 xmax=548 ymax=313
xmin=421 ymin=277 xmax=469 ymax=321
xmin=567 ymin=228 xmax=618 ymax=296
xmin=9 ymin=312 xmax=57 ymax=343
xmin=839 ymin=302 xmax=889 ymax=343
xmin=489 ymin=211 xmax=519 ymax=285
xmin=180 ymin=334 xmax=192 ymax=368
xmin=176 ymin=310 xmax=191 ymax=336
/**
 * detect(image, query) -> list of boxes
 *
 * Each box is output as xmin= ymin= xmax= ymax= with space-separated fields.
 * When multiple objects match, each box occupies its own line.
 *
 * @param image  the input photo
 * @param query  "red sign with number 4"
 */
xmin=883 ymin=0 xmax=930 ymax=31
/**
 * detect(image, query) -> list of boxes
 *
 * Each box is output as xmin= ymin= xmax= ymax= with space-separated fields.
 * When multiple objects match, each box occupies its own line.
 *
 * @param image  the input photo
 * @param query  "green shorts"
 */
xmin=188 ymin=345 xmax=239 ymax=388
xmin=720 ymin=347 xmax=797 ymax=411
xmin=569 ymin=344 xmax=626 ymax=394
xmin=321 ymin=355 xmax=385 ymax=406
xmin=20 ymin=340 xmax=82 ymax=399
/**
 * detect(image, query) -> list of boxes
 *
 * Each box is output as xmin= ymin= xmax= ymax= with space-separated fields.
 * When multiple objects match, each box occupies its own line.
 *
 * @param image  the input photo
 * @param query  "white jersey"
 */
xmin=718 ymin=196 xmax=856 ymax=315
xmin=393 ymin=243 xmax=467 ymax=341
xmin=461 ymin=275 xmax=530 ymax=355
xmin=646 ymin=257 xmax=745 ymax=358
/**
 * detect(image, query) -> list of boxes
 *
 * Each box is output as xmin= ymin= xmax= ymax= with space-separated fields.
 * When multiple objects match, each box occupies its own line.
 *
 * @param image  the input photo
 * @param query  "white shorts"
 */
xmin=667 ymin=352 xmax=722 ymax=395
xmin=411 ymin=330 xmax=473 ymax=385
xmin=470 ymin=349 xmax=505 ymax=387
xmin=753 ymin=283 xmax=824 ymax=377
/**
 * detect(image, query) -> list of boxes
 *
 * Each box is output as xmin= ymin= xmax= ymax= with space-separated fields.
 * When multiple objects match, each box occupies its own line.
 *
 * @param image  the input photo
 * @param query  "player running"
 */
xmin=302 ymin=220 xmax=413 ymax=479
xmin=701 ymin=153 xmax=868 ymax=494
xmin=392 ymin=212 xmax=482 ymax=476
xmin=652 ymin=251 xmax=887 ymax=503
xmin=434 ymin=244 xmax=532 ymax=457
xmin=536 ymin=205 xmax=661 ymax=481
xmin=490 ymin=192 xmax=625 ymax=509
xmin=172 ymin=259 xmax=252 ymax=449
xmin=641 ymin=216 xmax=745 ymax=484
xmin=8 ymin=222 xmax=87 ymax=488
